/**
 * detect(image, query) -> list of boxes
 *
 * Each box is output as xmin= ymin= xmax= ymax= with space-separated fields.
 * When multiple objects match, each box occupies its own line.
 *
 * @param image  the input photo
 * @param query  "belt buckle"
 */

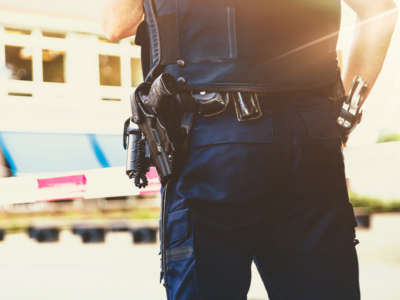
xmin=231 ymin=92 xmax=263 ymax=122
xmin=192 ymin=91 xmax=229 ymax=117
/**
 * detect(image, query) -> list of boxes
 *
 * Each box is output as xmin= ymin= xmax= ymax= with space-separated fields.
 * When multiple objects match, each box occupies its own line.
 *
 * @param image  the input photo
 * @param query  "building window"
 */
xmin=101 ymin=97 xmax=121 ymax=102
xmin=42 ymin=32 xmax=66 ymax=39
xmin=131 ymin=58 xmax=143 ymax=87
xmin=4 ymin=27 xmax=31 ymax=35
xmin=43 ymin=49 xmax=65 ymax=83
xmin=99 ymin=55 xmax=121 ymax=86
xmin=5 ymin=45 xmax=33 ymax=81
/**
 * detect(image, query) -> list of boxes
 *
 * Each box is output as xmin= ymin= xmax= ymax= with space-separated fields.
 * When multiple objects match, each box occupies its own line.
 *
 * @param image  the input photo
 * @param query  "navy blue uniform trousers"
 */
xmin=162 ymin=94 xmax=360 ymax=300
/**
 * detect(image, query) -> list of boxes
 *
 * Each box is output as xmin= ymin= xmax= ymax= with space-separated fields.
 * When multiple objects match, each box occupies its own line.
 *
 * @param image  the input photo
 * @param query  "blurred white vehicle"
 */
xmin=0 ymin=1 xmax=161 ymax=205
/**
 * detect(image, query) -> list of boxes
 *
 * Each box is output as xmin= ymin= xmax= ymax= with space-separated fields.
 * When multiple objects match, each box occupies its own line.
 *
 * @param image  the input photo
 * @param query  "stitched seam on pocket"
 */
xmin=227 ymin=7 xmax=238 ymax=59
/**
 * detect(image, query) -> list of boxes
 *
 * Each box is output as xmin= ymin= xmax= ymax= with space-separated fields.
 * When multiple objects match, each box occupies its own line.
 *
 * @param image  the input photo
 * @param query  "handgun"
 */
xmin=337 ymin=76 xmax=368 ymax=138
xmin=124 ymin=73 xmax=178 ymax=187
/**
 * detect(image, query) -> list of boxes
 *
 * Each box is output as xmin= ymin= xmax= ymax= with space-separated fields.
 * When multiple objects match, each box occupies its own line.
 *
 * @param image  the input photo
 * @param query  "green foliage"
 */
xmin=377 ymin=133 xmax=400 ymax=143
xmin=130 ymin=208 xmax=159 ymax=220
xmin=0 ymin=207 xmax=160 ymax=233
xmin=349 ymin=191 xmax=400 ymax=213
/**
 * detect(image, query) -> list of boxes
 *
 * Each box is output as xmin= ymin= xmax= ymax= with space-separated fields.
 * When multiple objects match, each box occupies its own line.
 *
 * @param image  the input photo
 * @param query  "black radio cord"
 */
xmin=134 ymin=135 xmax=149 ymax=188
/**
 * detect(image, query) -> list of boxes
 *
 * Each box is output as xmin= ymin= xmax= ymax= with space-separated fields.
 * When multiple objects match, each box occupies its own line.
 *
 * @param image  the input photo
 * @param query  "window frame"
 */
xmin=0 ymin=25 xmax=142 ymax=104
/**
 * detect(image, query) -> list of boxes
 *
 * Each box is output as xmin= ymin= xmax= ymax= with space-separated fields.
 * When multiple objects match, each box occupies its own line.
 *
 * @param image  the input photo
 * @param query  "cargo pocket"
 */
xmin=166 ymin=208 xmax=191 ymax=250
xmin=164 ymin=208 xmax=199 ymax=299
xmin=178 ymin=4 xmax=238 ymax=63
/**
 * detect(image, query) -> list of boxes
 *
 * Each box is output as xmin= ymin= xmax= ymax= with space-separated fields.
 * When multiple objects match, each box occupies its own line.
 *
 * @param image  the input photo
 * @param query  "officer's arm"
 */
xmin=102 ymin=0 xmax=144 ymax=42
xmin=342 ymin=0 xmax=398 ymax=97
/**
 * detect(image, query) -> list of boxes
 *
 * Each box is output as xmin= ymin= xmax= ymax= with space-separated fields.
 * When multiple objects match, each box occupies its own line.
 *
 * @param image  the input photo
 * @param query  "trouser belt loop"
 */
xmin=189 ymin=86 xmax=332 ymax=122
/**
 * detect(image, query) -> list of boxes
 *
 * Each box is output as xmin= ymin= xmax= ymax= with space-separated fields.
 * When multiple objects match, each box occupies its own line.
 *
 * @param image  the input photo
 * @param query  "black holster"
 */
xmin=124 ymin=73 xmax=193 ymax=187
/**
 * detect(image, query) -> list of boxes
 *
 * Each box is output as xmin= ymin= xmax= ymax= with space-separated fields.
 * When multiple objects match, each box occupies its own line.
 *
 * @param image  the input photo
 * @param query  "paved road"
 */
xmin=0 ymin=214 xmax=399 ymax=300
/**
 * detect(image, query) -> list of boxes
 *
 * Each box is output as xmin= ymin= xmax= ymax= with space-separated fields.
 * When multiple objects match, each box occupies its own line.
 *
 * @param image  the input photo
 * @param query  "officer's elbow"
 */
xmin=102 ymin=17 xmax=141 ymax=42
xmin=355 ymin=0 xmax=398 ymax=20
xmin=102 ymin=17 xmax=122 ymax=42
xmin=101 ymin=0 xmax=143 ymax=42
xmin=391 ymin=2 xmax=400 ymax=20
xmin=107 ymin=34 xmax=120 ymax=43
xmin=104 ymin=29 xmax=122 ymax=43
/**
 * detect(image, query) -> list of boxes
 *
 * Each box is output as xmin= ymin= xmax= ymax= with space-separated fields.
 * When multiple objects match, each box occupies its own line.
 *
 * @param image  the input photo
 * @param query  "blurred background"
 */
xmin=0 ymin=1 xmax=399 ymax=299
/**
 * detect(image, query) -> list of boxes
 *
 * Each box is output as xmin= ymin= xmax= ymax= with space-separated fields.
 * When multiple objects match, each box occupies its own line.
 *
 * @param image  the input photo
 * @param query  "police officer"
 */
xmin=103 ymin=1 xmax=398 ymax=299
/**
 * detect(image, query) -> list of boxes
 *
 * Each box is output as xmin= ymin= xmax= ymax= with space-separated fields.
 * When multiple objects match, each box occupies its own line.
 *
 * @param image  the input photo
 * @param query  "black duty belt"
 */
xmin=191 ymin=86 xmax=336 ymax=123
xmin=193 ymin=91 xmax=263 ymax=122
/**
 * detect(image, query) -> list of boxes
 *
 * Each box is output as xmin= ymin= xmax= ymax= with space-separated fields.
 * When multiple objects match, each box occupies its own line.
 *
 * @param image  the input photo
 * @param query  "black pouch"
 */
xmin=130 ymin=74 xmax=195 ymax=184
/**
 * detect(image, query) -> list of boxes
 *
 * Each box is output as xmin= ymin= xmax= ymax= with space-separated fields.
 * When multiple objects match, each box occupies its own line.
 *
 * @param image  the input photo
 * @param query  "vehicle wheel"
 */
xmin=35 ymin=228 xmax=60 ymax=243
xmin=80 ymin=228 xmax=106 ymax=243
xmin=132 ymin=228 xmax=157 ymax=244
